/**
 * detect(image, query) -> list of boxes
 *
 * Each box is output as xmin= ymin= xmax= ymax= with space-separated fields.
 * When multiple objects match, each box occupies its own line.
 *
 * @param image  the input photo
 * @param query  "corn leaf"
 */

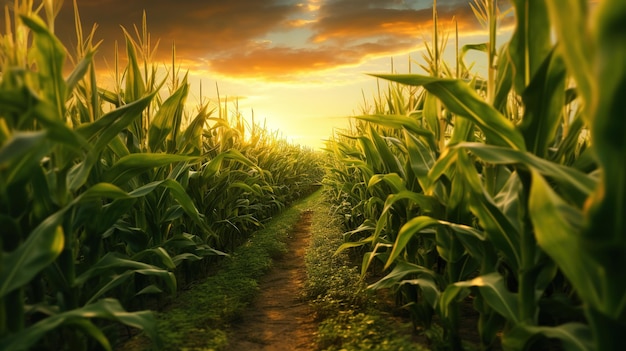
xmin=518 ymin=49 xmax=567 ymax=158
xmin=103 ymin=153 xmax=196 ymax=185
xmin=20 ymin=15 xmax=66 ymax=120
xmin=371 ymin=74 xmax=526 ymax=151
xmin=404 ymin=130 xmax=436 ymax=190
xmin=0 ymin=298 xmax=160 ymax=351
xmin=0 ymin=223 xmax=64 ymax=298
xmin=454 ymin=142 xmax=595 ymax=197
xmin=530 ymin=171 xmax=606 ymax=314
xmin=69 ymin=93 xmax=156 ymax=190
xmin=545 ymin=0 xmax=593 ymax=106
xmin=503 ymin=322 xmax=593 ymax=351
xmin=369 ymin=260 xmax=438 ymax=290
xmin=453 ymin=273 xmax=519 ymax=324
xmin=356 ymin=114 xmax=437 ymax=150
xmin=148 ymin=75 xmax=188 ymax=153
xmin=385 ymin=216 xmax=439 ymax=269
xmin=508 ymin=0 xmax=552 ymax=94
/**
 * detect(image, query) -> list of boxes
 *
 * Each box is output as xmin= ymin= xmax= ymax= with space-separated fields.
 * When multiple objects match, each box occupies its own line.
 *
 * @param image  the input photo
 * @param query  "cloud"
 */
xmin=55 ymin=0 xmax=302 ymax=61
xmin=311 ymin=0 xmax=484 ymax=44
xmin=50 ymin=0 xmax=488 ymax=81
xmin=206 ymin=37 xmax=418 ymax=79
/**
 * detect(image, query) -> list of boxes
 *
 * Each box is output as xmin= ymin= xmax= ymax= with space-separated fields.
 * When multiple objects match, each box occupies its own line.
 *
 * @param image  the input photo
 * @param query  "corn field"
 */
xmin=2 ymin=0 xmax=625 ymax=350
xmin=324 ymin=0 xmax=625 ymax=350
xmin=0 ymin=1 xmax=323 ymax=350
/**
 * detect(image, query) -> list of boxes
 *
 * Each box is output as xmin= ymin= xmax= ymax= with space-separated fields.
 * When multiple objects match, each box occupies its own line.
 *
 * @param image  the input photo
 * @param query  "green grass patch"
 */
xmin=304 ymin=194 xmax=429 ymax=351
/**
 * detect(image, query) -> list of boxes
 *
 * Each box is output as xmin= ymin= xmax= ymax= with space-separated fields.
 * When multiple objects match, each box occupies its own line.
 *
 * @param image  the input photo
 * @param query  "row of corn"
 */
xmin=323 ymin=1 xmax=625 ymax=350
xmin=0 ymin=2 xmax=323 ymax=350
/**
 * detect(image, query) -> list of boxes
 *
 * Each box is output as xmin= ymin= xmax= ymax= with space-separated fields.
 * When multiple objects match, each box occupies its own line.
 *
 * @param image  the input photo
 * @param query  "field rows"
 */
xmin=2 ymin=0 xmax=626 ymax=350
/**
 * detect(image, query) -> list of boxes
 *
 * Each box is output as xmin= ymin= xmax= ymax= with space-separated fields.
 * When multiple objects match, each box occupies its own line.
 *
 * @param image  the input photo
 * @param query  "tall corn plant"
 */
xmin=0 ymin=2 xmax=163 ymax=350
xmin=325 ymin=0 xmax=624 ymax=350
xmin=1 ymin=2 xmax=324 ymax=350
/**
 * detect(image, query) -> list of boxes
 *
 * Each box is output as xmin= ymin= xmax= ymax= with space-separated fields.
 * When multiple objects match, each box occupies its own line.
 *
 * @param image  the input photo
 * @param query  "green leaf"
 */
xmin=518 ymin=49 xmax=567 ymax=158
xmin=356 ymin=114 xmax=437 ymax=150
xmin=438 ymin=283 xmax=470 ymax=322
xmin=529 ymin=171 xmax=604 ymax=312
xmin=423 ymin=92 xmax=440 ymax=142
xmin=385 ymin=216 xmax=439 ymax=269
xmin=0 ymin=298 xmax=161 ymax=351
xmin=0 ymin=131 xmax=50 ymax=185
xmin=201 ymin=149 xmax=255 ymax=178
xmin=493 ymin=44 xmax=514 ymax=112
xmin=69 ymin=93 xmax=156 ymax=190
xmin=0 ymin=223 xmax=64 ymax=298
xmin=503 ymin=322 xmax=593 ymax=351
xmin=122 ymin=29 xmax=146 ymax=103
xmin=371 ymin=74 xmax=526 ymax=151
xmin=585 ymin=0 xmax=626 ymax=241
xmin=369 ymin=260 xmax=438 ymax=290
xmin=404 ymin=129 xmax=436 ymax=190
xmin=508 ymin=0 xmax=552 ymax=94
xmin=148 ymin=75 xmax=189 ymax=152
xmin=368 ymin=125 xmax=403 ymax=176
xmin=455 ymin=142 xmax=596 ymax=197
xmin=470 ymin=193 xmax=522 ymax=272
xmin=400 ymin=277 xmax=441 ymax=309
xmin=453 ymin=273 xmax=520 ymax=324
xmin=65 ymin=48 xmax=96 ymax=95
xmin=20 ymin=15 xmax=66 ymax=120
xmin=103 ymin=153 xmax=197 ymax=185
xmin=545 ymin=0 xmax=593 ymax=106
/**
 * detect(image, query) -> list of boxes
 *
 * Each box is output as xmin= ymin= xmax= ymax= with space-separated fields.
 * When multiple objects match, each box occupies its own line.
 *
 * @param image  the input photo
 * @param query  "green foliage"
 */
xmin=121 ymin=190 xmax=322 ymax=350
xmin=305 ymin=196 xmax=429 ymax=351
xmin=323 ymin=1 xmax=625 ymax=350
xmin=0 ymin=2 xmax=323 ymax=349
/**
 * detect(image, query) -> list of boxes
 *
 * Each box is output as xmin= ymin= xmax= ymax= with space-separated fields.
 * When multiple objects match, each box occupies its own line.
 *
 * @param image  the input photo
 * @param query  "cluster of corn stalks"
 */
xmin=324 ymin=0 xmax=625 ymax=350
xmin=0 ymin=1 xmax=323 ymax=349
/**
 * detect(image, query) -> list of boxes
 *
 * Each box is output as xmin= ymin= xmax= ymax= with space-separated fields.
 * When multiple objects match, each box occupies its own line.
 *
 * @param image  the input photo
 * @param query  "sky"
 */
xmin=45 ymin=0 xmax=510 ymax=149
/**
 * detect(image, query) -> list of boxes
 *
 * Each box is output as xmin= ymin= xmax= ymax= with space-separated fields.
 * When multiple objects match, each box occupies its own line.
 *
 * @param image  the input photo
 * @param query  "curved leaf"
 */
xmin=453 ymin=272 xmax=520 ymax=324
xmin=369 ymin=260 xmax=438 ymax=290
xmin=103 ymin=153 xmax=197 ymax=185
xmin=455 ymin=142 xmax=596 ymax=197
xmin=503 ymin=322 xmax=593 ymax=351
xmin=385 ymin=216 xmax=439 ymax=269
xmin=0 ymin=298 xmax=160 ymax=351
xmin=371 ymin=74 xmax=526 ymax=151
xmin=0 ymin=224 xmax=64 ymax=298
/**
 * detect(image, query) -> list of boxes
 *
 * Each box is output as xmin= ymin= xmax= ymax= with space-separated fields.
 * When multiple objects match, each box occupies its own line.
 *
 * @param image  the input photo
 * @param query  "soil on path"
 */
xmin=227 ymin=211 xmax=317 ymax=351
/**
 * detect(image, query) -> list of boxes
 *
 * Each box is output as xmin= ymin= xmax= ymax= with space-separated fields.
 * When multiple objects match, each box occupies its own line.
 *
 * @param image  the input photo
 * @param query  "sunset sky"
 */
xmin=49 ymin=0 xmax=509 ymax=149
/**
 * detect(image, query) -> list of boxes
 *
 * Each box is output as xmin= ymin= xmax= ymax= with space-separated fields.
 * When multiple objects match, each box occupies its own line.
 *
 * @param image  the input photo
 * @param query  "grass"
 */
xmin=118 ymin=188 xmax=324 ymax=350
xmin=304 ymin=193 xmax=429 ymax=351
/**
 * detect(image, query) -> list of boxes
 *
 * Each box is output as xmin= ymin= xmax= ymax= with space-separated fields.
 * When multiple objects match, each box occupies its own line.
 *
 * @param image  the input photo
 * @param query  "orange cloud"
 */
xmin=49 ymin=0 xmax=490 ymax=81
xmin=207 ymin=38 xmax=418 ymax=79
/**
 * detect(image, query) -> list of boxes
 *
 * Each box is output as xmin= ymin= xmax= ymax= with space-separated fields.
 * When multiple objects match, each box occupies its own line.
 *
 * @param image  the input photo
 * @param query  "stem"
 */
xmin=518 ymin=171 xmax=537 ymax=324
xmin=5 ymin=290 xmax=24 ymax=333
xmin=587 ymin=306 xmax=626 ymax=351
xmin=487 ymin=0 xmax=497 ymax=105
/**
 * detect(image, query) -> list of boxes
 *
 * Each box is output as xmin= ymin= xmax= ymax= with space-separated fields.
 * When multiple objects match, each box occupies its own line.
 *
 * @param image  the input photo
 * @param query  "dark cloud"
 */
xmin=311 ymin=0 xmax=481 ymax=44
xmin=54 ymin=0 xmax=302 ymax=63
xmin=1 ymin=0 xmax=486 ymax=80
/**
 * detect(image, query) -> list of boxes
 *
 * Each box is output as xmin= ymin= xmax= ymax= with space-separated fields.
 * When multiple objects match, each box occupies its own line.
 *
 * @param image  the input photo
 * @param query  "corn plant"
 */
xmin=0 ymin=1 xmax=324 ymax=349
xmin=325 ymin=0 xmax=624 ymax=350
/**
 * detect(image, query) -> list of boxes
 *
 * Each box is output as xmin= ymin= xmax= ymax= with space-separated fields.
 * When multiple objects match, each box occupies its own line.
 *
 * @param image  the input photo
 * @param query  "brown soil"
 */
xmin=227 ymin=211 xmax=317 ymax=351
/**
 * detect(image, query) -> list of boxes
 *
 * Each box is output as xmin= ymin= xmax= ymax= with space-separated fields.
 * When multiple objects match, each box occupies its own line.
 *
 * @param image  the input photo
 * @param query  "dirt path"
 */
xmin=227 ymin=211 xmax=317 ymax=351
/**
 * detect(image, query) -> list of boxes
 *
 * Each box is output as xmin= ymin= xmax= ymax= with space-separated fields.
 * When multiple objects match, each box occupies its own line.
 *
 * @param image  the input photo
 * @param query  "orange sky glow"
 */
xmin=37 ymin=1 xmax=515 ymax=148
